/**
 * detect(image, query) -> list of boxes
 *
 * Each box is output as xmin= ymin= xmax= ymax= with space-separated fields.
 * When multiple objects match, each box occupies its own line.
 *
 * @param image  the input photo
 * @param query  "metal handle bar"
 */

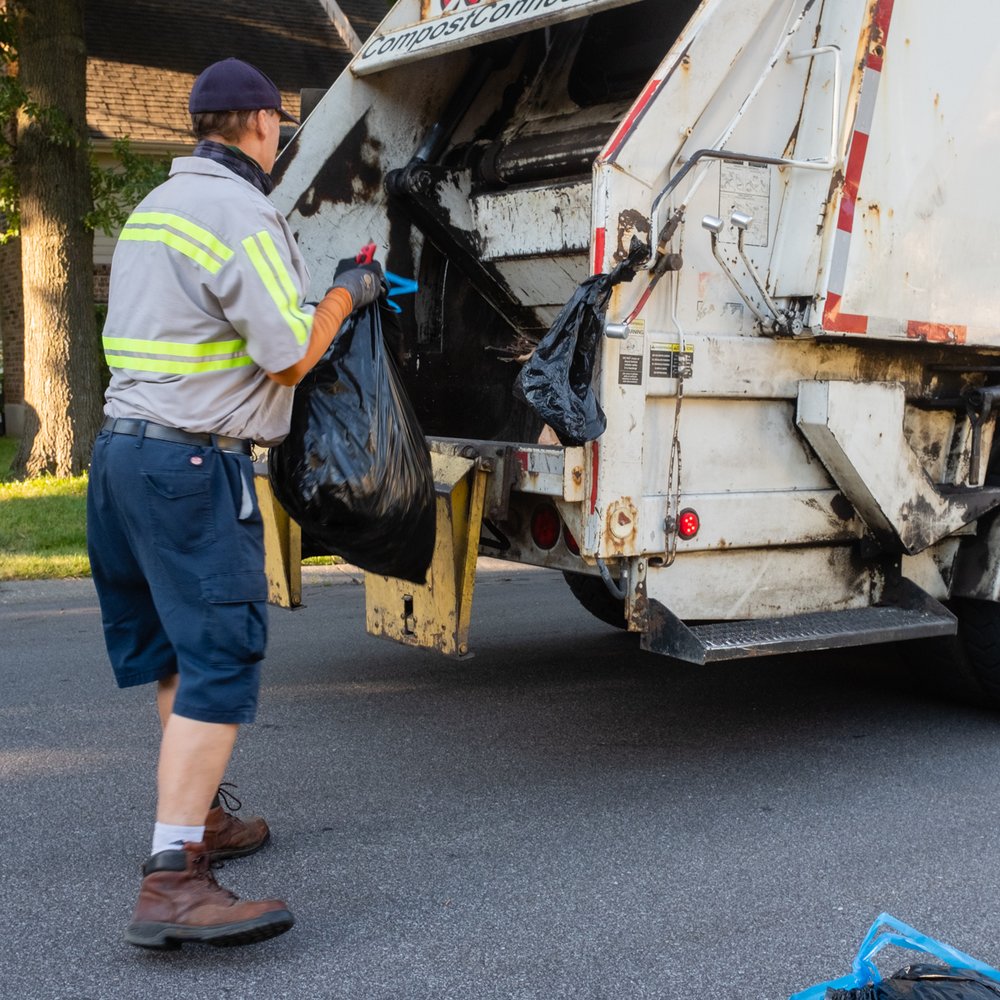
xmin=649 ymin=41 xmax=842 ymax=255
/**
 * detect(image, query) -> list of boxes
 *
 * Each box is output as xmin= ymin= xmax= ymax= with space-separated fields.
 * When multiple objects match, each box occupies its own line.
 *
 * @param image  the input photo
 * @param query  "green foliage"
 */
xmin=0 ymin=160 xmax=16 ymax=240
xmin=0 ymin=8 xmax=20 ymax=240
xmin=86 ymin=138 xmax=170 ymax=236
xmin=0 ymin=11 xmax=168 ymax=242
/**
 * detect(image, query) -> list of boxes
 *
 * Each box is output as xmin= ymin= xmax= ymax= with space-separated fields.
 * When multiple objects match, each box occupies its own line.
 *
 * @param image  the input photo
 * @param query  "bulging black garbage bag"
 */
xmin=268 ymin=301 xmax=435 ymax=584
xmin=513 ymin=239 xmax=644 ymax=447
xmin=794 ymin=914 xmax=1000 ymax=1000
xmin=829 ymin=964 xmax=1000 ymax=999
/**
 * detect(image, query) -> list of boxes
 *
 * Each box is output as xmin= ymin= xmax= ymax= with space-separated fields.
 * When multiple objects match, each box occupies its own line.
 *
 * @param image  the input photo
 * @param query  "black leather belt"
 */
xmin=101 ymin=417 xmax=252 ymax=455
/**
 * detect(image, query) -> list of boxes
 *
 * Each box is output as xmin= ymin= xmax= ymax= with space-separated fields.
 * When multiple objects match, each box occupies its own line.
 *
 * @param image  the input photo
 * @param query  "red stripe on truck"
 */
xmin=590 ymin=441 xmax=599 ymax=514
xmin=822 ymin=0 xmax=895 ymax=337
xmin=837 ymin=131 xmax=869 ymax=233
xmin=593 ymin=227 xmax=606 ymax=275
xmin=603 ymin=79 xmax=662 ymax=160
xmin=867 ymin=0 xmax=895 ymax=72
xmin=823 ymin=293 xmax=868 ymax=334
xmin=906 ymin=320 xmax=967 ymax=345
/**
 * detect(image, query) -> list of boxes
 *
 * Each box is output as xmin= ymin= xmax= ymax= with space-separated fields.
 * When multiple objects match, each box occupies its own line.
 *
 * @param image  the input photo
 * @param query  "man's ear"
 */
xmin=253 ymin=109 xmax=270 ymax=139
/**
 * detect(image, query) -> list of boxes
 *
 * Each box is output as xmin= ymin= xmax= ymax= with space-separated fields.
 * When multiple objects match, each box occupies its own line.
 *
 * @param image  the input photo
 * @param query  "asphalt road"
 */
xmin=2 ymin=562 xmax=1000 ymax=1000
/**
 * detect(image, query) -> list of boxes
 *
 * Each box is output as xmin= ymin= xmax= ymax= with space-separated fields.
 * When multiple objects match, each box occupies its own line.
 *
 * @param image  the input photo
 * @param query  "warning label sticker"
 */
xmin=719 ymin=160 xmax=770 ymax=248
xmin=649 ymin=343 xmax=694 ymax=379
xmin=617 ymin=320 xmax=644 ymax=385
xmin=618 ymin=354 xmax=643 ymax=386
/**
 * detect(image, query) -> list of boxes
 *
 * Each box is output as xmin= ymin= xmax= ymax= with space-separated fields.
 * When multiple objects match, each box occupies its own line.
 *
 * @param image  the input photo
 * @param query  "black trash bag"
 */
xmin=268 ymin=301 xmax=435 ymax=584
xmin=829 ymin=964 xmax=1000 ymax=999
xmin=513 ymin=238 xmax=646 ymax=446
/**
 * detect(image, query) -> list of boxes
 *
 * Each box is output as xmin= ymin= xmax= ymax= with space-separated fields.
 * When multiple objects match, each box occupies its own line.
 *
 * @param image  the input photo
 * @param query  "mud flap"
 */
xmin=365 ymin=452 xmax=487 ymax=657
xmin=254 ymin=465 xmax=302 ymax=609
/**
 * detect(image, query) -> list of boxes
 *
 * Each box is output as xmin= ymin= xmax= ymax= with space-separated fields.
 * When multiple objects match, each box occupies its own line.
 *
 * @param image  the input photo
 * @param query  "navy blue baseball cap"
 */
xmin=189 ymin=58 xmax=300 ymax=125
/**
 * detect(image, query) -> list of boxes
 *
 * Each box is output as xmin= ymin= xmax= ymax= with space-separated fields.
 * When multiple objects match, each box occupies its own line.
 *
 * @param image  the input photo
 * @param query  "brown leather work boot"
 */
xmin=203 ymin=784 xmax=270 ymax=862
xmin=125 ymin=842 xmax=294 ymax=949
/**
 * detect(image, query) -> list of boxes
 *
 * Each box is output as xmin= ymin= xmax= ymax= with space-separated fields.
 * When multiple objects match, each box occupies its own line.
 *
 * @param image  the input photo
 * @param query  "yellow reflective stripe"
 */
xmin=104 ymin=353 xmax=255 ymax=374
xmin=102 ymin=336 xmax=246 ymax=358
xmin=119 ymin=228 xmax=226 ymax=274
xmin=126 ymin=212 xmax=234 ymax=263
xmin=257 ymin=231 xmax=313 ymax=336
xmin=241 ymin=231 xmax=312 ymax=345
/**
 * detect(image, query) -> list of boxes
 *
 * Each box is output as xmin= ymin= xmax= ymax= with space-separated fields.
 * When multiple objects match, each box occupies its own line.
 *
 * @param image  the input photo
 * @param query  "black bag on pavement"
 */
xmin=513 ymin=240 xmax=644 ymax=446
xmin=268 ymin=301 xmax=435 ymax=584
xmin=829 ymin=964 xmax=1000 ymax=999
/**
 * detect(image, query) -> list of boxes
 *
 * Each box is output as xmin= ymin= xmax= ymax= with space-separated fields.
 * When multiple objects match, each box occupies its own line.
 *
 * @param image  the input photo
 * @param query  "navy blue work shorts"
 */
xmin=86 ymin=429 xmax=268 ymax=724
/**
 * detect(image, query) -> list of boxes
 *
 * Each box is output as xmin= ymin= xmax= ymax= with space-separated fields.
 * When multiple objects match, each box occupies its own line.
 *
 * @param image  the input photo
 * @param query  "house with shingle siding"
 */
xmin=2 ymin=0 xmax=387 ymax=437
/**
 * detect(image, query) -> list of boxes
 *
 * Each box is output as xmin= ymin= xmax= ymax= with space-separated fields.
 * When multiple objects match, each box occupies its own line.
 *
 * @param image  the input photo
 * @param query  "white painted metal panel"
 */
xmin=473 ymin=182 xmax=591 ymax=261
xmin=826 ymin=3 xmax=1000 ymax=344
xmin=644 ymin=545 xmax=872 ymax=620
xmin=493 ymin=256 xmax=589 ymax=308
xmin=272 ymin=45 xmax=472 ymax=299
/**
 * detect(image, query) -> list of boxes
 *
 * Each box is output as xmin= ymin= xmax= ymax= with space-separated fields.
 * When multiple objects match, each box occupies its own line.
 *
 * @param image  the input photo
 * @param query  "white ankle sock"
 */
xmin=151 ymin=822 xmax=206 ymax=856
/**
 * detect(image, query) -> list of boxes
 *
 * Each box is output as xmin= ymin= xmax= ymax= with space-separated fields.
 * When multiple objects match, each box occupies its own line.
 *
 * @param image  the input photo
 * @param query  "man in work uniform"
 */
xmin=86 ymin=57 xmax=383 ymax=949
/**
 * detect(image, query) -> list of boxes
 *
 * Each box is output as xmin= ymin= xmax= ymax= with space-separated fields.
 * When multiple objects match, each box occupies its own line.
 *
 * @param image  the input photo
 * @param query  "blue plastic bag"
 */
xmin=791 ymin=914 xmax=1000 ymax=999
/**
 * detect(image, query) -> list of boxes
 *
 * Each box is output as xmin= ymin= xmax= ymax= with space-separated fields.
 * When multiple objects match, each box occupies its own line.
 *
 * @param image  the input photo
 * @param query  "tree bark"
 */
xmin=0 ymin=1 xmax=24 ymax=439
xmin=12 ymin=0 xmax=101 ymax=477
xmin=0 ymin=236 xmax=23 ymax=430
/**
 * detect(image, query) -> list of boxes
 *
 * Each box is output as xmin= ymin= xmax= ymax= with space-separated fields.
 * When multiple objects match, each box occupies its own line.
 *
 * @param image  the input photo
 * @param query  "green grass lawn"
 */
xmin=0 ymin=437 xmax=91 ymax=580
xmin=0 ymin=436 xmax=333 ymax=580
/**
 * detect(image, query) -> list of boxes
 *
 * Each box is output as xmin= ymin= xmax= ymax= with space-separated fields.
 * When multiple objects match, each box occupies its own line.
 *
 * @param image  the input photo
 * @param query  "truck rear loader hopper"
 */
xmin=258 ymin=0 xmax=1000 ymax=706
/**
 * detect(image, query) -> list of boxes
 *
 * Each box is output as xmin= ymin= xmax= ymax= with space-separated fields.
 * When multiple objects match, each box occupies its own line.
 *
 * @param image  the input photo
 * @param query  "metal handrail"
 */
xmin=648 ymin=22 xmax=842 ymax=257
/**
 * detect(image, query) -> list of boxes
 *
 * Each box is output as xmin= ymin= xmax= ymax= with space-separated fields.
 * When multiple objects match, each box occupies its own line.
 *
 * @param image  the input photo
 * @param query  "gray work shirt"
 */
xmin=103 ymin=157 xmax=313 ymax=446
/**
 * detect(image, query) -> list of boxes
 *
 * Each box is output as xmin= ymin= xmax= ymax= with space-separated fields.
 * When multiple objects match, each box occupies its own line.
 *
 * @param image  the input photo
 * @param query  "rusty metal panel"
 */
xmin=796 ymin=381 xmax=1000 ymax=555
xmin=634 ymin=489 xmax=864 ymax=554
xmin=365 ymin=452 xmax=487 ymax=656
xmin=510 ymin=444 xmax=585 ymax=499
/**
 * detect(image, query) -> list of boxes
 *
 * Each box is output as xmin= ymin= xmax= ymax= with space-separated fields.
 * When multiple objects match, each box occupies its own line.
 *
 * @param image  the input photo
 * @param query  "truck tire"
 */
xmin=562 ymin=571 xmax=628 ymax=630
xmin=912 ymin=598 xmax=1000 ymax=708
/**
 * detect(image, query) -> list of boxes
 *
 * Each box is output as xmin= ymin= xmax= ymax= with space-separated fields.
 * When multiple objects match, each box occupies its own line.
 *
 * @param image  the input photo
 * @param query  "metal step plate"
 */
xmin=642 ymin=582 xmax=957 ymax=664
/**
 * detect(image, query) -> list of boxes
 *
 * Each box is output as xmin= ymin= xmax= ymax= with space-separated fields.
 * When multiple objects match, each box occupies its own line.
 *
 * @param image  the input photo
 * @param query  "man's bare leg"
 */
xmin=157 ymin=715 xmax=237 ymax=826
xmin=153 ymin=674 xmax=270 ymax=859
xmin=157 ymin=674 xmax=179 ymax=731
xmin=128 ymin=713 xmax=290 ymax=949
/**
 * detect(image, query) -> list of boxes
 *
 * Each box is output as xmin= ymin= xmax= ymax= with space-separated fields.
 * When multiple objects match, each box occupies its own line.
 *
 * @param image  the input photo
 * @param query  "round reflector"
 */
xmin=530 ymin=504 xmax=561 ymax=550
xmin=677 ymin=508 xmax=700 ymax=539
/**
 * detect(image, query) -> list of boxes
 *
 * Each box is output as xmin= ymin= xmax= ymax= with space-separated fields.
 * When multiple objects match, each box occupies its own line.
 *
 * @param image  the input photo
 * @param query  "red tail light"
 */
xmin=530 ymin=504 xmax=561 ymax=549
xmin=677 ymin=508 xmax=700 ymax=539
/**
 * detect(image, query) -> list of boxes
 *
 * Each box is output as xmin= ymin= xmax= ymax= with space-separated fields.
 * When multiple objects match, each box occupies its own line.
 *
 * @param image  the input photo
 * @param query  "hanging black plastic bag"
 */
xmin=513 ymin=239 xmax=645 ymax=446
xmin=791 ymin=913 xmax=1000 ymax=1000
xmin=268 ymin=300 xmax=435 ymax=584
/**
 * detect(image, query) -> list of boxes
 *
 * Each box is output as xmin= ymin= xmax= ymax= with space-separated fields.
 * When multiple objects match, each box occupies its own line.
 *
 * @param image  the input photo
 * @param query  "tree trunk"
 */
xmin=0 ymin=1 xmax=24 ymax=440
xmin=12 ymin=0 xmax=101 ymax=477
xmin=0 ymin=236 xmax=23 ymax=434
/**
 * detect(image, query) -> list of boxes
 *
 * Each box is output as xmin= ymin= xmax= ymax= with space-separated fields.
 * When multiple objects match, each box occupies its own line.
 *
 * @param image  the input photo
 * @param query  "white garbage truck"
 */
xmin=260 ymin=0 xmax=1000 ymax=705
